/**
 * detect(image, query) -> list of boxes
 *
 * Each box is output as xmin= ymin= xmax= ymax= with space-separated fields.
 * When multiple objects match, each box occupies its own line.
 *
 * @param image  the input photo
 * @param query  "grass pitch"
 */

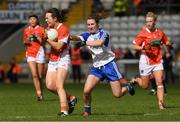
xmin=0 ymin=81 xmax=180 ymax=121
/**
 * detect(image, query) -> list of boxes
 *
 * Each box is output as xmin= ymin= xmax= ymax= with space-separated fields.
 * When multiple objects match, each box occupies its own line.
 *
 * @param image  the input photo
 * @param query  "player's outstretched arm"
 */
xmin=70 ymin=35 xmax=86 ymax=48
xmin=86 ymin=39 xmax=104 ymax=47
xmin=162 ymin=44 xmax=170 ymax=58
xmin=69 ymin=35 xmax=81 ymax=41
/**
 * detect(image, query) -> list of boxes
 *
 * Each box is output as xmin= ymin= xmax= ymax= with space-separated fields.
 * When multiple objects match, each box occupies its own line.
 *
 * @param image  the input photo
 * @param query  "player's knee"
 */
xmin=113 ymin=92 xmax=122 ymax=98
xmin=46 ymin=81 xmax=55 ymax=91
xmin=83 ymin=90 xmax=90 ymax=97
xmin=46 ymin=84 xmax=53 ymax=91
xmin=39 ymin=75 xmax=43 ymax=80
xmin=141 ymin=85 xmax=149 ymax=89
xmin=156 ymin=81 xmax=163 ymax=86
xmin=32 ymin=74 xmax=38 ymax=80
xmin=56 ymin=84 xmax=64 ymax=90
xmin=140 ymin=83 xmax=149 ymax=89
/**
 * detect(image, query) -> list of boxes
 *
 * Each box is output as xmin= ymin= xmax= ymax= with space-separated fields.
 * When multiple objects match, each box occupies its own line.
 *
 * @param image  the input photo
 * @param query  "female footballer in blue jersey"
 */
xmin=70 ymin=15 xmax=135 ymax=117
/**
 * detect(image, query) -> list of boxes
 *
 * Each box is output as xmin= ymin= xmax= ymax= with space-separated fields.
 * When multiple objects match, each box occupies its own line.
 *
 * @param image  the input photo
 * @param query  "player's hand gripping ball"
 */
xmin=47 ymin=29 xmax=58 ymax=40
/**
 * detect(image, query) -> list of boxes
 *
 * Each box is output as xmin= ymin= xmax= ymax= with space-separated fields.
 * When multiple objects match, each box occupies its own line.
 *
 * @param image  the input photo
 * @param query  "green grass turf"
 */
xmin=0 ymin=82 xmax=180 ymax=121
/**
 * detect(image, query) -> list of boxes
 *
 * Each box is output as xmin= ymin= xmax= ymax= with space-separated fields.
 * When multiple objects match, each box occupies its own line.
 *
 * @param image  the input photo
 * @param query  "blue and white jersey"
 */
xmin=79 ymin=28 xmax=115 ymax=67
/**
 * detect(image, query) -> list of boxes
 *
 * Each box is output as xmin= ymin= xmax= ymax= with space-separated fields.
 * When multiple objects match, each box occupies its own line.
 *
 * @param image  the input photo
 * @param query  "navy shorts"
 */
xmin=89 ymin=61 xmax=122 ymax=82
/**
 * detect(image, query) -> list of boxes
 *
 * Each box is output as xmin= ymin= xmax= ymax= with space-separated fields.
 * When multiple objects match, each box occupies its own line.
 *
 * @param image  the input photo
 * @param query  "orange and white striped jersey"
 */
xmin=133 ymin=26 xmax=169 ymax=65
xmin=24 ymin=25 xmax=46 ymax=57
xmin=49 ymin=23 xmax=70 ymax=62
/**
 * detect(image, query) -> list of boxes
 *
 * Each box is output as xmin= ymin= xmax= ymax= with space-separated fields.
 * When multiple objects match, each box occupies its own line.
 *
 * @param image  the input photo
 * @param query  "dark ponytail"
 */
xmin=46 ymin=8 xmax=68 ymax=22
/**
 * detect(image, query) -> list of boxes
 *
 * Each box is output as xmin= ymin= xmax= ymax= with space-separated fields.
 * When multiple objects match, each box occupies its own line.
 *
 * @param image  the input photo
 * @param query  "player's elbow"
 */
xmin=55 ymin=46 xmax=62 ymax=51
xmin=133 ymin=45 xmax=140 ymax=51
xmin=54 ymin=43 xmax=64 ymax=50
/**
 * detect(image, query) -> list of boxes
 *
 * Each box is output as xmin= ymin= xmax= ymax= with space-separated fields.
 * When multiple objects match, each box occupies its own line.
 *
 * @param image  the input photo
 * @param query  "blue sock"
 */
xmin=84 ymin=106 xmax=91 ymax=113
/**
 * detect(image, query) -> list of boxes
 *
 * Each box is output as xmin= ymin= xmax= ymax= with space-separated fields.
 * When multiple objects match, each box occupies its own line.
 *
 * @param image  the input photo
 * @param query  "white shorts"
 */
xmin=27 ymin=47 xmax=45 ymax=64
xmin=139 ymin=62 xmax=164 ymax=76
xmin=47 ymin=57 xmax=70 ymax=72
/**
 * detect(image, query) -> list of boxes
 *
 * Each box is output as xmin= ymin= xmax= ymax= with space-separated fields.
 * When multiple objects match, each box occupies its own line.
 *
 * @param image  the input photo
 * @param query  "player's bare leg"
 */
xmin=28 ymin=61 xmax=43 ymax=101
xmin=83 ymin=75 xmax=100 ymax=117
xmin=153 ymin=70 xmax=165 ymax=110
xmin=110 ymin=80 xmax=135 ymax=97
xmin=46 ymin=71 xmax=77 ymax=115
xmin=56 ymin=68 xmax=68 ymax=116
xmin=37 ymin=63 xmax=45 ymax=100
xmin=131 ymin=75 xmax=150 ymax=89
xmin=45 ymin=71 xmax=57 ymax=94
xmin=111 ymin=81 xmax=125 ymax=97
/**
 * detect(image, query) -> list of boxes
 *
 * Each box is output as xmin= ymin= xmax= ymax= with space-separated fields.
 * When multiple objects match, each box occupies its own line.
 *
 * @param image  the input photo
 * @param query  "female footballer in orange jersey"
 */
xmin=45 ymin=8 xmax=77 ymax=117
xmin=132 ymin=12 xmax=170 ymax=110
xmin=23 ymin=14 xmax=46 ymax=101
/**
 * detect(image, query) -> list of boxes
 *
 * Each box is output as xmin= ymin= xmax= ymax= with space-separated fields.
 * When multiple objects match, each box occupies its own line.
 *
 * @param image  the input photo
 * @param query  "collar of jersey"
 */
xmin=57 ymin=23 xmax=62 ymax=29
xmin=145 ymin=26 xmax=158 ymax=33
xmin=90 ymin=28 xmax=102 ymax=35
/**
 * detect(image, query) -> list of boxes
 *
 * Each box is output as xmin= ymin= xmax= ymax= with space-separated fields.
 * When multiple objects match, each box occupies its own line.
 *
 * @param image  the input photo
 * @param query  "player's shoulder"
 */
xmin=57 ymin=23 xmax=69 ymax=33
xmin=156 ymin=28 xmax=166 ymax=35
xmin=59 ymin=24 xmax=68 ymax=30
xmin=137 ymin=26 xmax=147 ymax=36
xmin=80 ymin=31 xmax=90 ymax=36
xmin=99 ymin=28 xmax=108 ymax=34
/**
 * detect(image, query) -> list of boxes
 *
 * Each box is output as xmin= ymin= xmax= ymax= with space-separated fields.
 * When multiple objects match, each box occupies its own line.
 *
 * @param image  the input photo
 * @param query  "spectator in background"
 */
xmin=70 ymin=44 xmax=82 ymax=83
xmin=92 ymin=0 xmax=104 ymax=13
xmin=134 ymin=51 xmax=140 ymax=59
xmin=23 ymin=14 xmax=46 ymax=101
xmin=6 ymin=57 xmax=21 ymax=83
xmin=123 ymin=47 xmax=135 ymax=59
xmin=132 ymin=0 xmax=144 ymax=15
xmin=81 ymin=47 xmax=92 ymax=61
xmin=163 ymin=44 xmax=175 ymax=84
xmin=113 ymin=0 xmax=128 ymax=17
xmin=0 ymin=61 xmax=5 ymax=83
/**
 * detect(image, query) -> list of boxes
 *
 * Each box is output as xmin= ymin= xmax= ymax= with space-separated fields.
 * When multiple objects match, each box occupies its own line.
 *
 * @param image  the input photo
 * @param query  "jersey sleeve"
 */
xmin=79 ymin=32 xmax=90 ymax=42
xmin=133 ymin=31 xmax=146 ymax=46
xmin=36 ymin=27 xmax=45 ymax=39
xmin=58 ymin=26 xmax=69 ymax=43
xmin=99 ymin=30 xmax=108 ymax=42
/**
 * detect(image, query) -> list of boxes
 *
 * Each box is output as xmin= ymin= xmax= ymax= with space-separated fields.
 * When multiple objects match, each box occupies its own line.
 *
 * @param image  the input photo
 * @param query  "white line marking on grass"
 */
xmin=144 ymin=113 xmax=161 ymax=116
xmin=6 ymin=115 xmax=56 ymax=119
xmin=144 ymin=113 xmax=176 ymax=116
